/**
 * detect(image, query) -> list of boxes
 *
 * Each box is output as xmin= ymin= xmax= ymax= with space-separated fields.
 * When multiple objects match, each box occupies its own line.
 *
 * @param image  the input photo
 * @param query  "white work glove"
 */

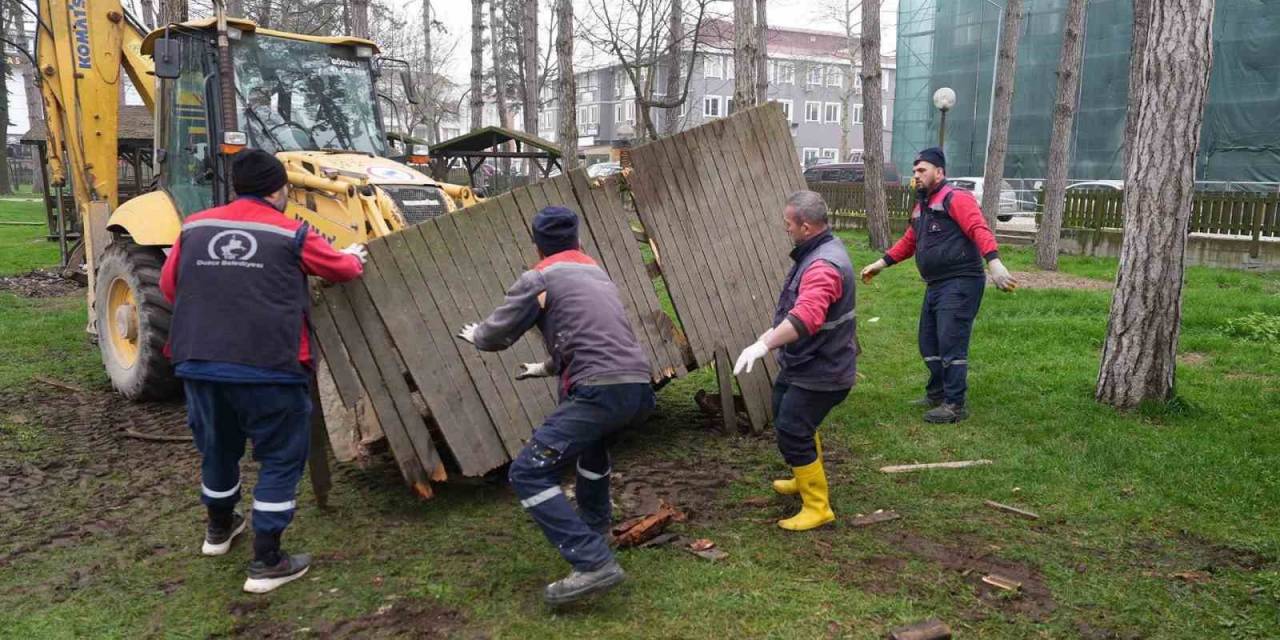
xmin=456 ymin=322 xmax=478 ymax=345
xmin=341 ymin=243 xmax=369 ymax=264
xmin=987 ymin=258 xmax=1019 ymax=292
xmin=515 ymin=362 xmax=551 ymax=380
xmin=733 ymin=340 xmax=770 ymax=375
xmin=860 ymin=259 xmax=887 ymax=284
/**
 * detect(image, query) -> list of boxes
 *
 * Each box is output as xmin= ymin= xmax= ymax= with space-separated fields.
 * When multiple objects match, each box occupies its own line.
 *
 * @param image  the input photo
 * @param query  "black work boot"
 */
xmin=910 ymin=395 xmax=944 ymax=408
xmin=202 ymin=508 xmax=247 ymax=556
xmin=924 ymin=403 xmax=969 ymax=424
xmin=544 ymin=559 xmax=627 ymax=606
xmin=243 ymin=531 xmax=311 ymax=593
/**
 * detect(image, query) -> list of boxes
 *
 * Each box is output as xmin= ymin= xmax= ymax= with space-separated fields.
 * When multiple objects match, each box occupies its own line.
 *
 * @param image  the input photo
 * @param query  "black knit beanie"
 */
xmin=532 ymin=206 xmax=580 ymax=256
xmin=232 ymin=149 xmax=288 ymax=198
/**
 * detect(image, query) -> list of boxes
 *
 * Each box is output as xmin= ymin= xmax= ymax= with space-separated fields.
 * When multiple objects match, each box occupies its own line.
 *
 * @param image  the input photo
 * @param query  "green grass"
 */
xmin=0 ymin=198 xmax=59 ymax=276
xmin=2 ymin=228 xmax=1279 ymax=638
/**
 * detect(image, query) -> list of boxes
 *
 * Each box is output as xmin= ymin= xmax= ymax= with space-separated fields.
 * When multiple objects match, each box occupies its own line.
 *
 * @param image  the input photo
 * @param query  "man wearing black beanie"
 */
xmin=860 ymin=146 xmax=1018 ymax=423
xmin=457 ymin=205 xmax=655 ymax=607
xmin=160 ymin=148 xmax=368 ymax=593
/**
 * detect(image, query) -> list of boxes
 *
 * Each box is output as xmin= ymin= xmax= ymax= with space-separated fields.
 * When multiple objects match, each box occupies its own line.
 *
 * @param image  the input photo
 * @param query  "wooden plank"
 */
xmin=383 ymin=227 xmax=510 ymax=474
xmin=682 ymin=119 xmax=773 ymax=430
xmin=715 ymin=348 xmax=736 ymax=432
xmin=446 ymin=203 xmax=557 ymax=431
xmin=422 ymin=215 xmax=530 ymax=458
xmin=311 ymin=292 xmax=361 ymax=408
xmin=567 ymin=170 xmax=678 ymax=377
xmin=344 ymin=273 xmax=444 ymax=478
xmin=880 ymin=459 xmax=994 ymax=473
xmin=629 ymin=137 xmax=718 ymax=366
xmin=983 ymin=500 xmax=1040 ymax=520
xmin=465 ymin=196 xmax=562 ymax=416
xmin=321 ymin=285 xmax=429 ymax=488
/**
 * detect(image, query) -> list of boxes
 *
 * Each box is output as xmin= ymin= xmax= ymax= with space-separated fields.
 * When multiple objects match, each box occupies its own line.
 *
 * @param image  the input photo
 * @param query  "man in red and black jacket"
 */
xmin=160 ymin=149 xmax=366 ymax=594
xmin=860 ymin=147 xmax=1017 ymax=423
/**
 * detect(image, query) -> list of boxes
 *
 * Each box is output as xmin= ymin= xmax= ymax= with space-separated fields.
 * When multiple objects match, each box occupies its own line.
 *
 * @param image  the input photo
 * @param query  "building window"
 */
xmin=882 ymin=104 xmax=888 ymax=124
xmin=726 ymin=56 xmax=734 ymax=79
xmin=821 ymin=148 xmax=838 ymax=160
xmin=704 ymin=95 xmax=723 ymax=117
xmin=626 ymin=99 xmax=636 ymax=123
xmin=824 ymin=102 xmax=841 ymax=124
xmin=726 ymin=98 xmax=735 ymax=115
xmin=704 ymin=55 xmax=723 ymax=79
xmin=807 ymin=65 xmax=824 ymax=87
xmin=615 ymin=102 xmax=625 ymax=123
xmin=853 ymin=104 xmax=864 ymax=125
xmin=778 ymin=99 xmax=793 ymax=122
xmin=770 ymin=60 xmax=795 ymax=85
xmin=854 ymin=72 xmax=863 ymax=92
xmin=802 ymin=148 xmax=820 ymax=164
xmin=805 ymin=101 xmax=821 ymax=122
xmin=538 ymin=110 xmax=554 ymax=130
xmin=827 ymin=67 xmax=843 ymax=88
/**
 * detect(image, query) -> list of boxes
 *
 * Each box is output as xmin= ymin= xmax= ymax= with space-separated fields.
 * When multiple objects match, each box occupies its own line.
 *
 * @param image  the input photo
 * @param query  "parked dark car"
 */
xmin=803 ymin=162 xmax=902 ymax=188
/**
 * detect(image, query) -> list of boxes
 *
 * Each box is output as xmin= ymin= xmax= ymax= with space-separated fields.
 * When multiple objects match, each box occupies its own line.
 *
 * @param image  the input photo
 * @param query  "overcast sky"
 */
xmin=7 ymin=0 xmax=899 ymax=134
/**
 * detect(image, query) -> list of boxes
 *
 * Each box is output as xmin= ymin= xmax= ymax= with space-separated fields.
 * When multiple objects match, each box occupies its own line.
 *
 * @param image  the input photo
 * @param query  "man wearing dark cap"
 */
xmin=457 ymin=205 xmax=655 ymax=607
xmin=860 ymin=147 xmax=1018 ymax=423
xmin=160 ymin=149 xmax=367 ymax=593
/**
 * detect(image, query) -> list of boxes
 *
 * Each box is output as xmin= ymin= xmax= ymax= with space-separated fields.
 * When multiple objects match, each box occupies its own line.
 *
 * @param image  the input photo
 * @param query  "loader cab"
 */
xmin=150 ymin=23 xmax=390 ymax=218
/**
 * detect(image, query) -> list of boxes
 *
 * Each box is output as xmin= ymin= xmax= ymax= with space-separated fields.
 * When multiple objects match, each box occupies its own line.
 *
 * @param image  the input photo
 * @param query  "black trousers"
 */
xmin=918 ymin=275 xmax=986 ymax=405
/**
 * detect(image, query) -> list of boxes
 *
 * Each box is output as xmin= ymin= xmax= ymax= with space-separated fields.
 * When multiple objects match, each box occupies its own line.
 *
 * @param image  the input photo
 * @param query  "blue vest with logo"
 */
xmin=771 ymin=232 xmax=858 ymax=391
xmin=169 ymin=206 xmax=311 ymax=375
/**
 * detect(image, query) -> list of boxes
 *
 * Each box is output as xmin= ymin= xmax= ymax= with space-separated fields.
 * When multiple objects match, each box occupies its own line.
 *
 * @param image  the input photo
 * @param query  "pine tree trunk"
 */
xmin=423 ymin=0 xmax=435 ymax=143
xmin=0 ymin=0 xmax=10 ymax=195
xmin=521 ymin=0 xmax=538 ymax=178
xmin=14 ymin=0 xmax=40 ymax=193
xmin=491 ymin=0 xmax=512 ymax=177
xmin=733 ymin=0 xmax=757 ymax=109
xmin=160 ymin=0 xmax=186 ymax=24
xmin=661 ymin=0 xmax=683 ymax=137
xmin=139 ymin=0 xmax=156 ymax=28
xmin=755 ymin=0 xmax=768 ymax=104
xmin=470 ymin=0 xmax=485 ymax=131
xmin=226 ymin=0 xmax=243 ymax=17
xmin=554 ymin=0 xmax=577 ymax=168
xmin=979 ymin=0 xmax=1024 ymax=229
xmin=349 ymin=0 xmax=370 ymax=38
xmin=860 ymin=0 xmax=890 ymax=252
xmin=1035 ymin=0 xmax=1087 ymax=270
xmin=1095 ymin=0 xmax=1215 ymax=410
xmin=838 ymin=85 xmax=851 ymax=161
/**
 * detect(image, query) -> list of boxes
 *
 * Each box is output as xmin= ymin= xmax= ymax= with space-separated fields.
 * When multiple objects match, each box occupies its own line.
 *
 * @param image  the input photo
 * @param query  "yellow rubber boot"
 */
xmin=771 ymin=434 xmax=822 ymax=495
xmin=777 ymin=458 xmax=835 ymax=531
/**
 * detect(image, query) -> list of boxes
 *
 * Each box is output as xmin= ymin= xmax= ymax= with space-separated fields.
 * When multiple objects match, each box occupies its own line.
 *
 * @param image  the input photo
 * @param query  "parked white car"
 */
xmin=1065 ymin=180 xmax=1124 ymax=192
xmin=947 ymin=177 xmax=1023 ymax=221
xmin=586 ymin=162 xmax=623 ymax=179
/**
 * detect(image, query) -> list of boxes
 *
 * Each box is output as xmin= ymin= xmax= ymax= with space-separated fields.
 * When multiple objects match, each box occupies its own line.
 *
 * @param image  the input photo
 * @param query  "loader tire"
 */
xmin=95 ymin=242 xmax=179 ymax=401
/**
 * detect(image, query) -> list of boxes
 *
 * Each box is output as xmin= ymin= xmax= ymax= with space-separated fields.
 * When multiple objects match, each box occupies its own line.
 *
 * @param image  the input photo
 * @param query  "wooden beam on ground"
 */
xmin=879 ymin=460 xmax=994 ymax=473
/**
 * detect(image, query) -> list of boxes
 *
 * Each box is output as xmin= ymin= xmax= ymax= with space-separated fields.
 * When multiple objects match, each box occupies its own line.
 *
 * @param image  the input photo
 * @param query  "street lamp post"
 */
xmin=933 ymin=87 xmax=956 ymax=148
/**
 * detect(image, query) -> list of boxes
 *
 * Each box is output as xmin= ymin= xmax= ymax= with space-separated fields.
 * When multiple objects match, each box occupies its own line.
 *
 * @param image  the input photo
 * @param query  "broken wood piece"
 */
xmin=689 ymin=538 xmax=715 ymax=552
xmin=850 ymin=510 xmax=901 ymax=527
xmin=1171 ymin=570 xmax=1212 ymax=584
xmin=981 ymin=574 xmax=1022 ymax=592
xmin=684 ymin=538 xmax=729 ymax=562
xmin=879 ymin=460 xmax=993 ymax=473
xmin=887 ymin=619 xmax=952 ymax=640
xmin=984 ymin=500 xmax=1039 ymax=520
xmin=611 ymin=500 xmax=684 ymax=548
xmin=637 ymin=532 xmax=680 ymax=549
xmin=34 ymin=375 xmax=88 ymax=394
xmin=121 ymin=430 xmax=191 ymax=443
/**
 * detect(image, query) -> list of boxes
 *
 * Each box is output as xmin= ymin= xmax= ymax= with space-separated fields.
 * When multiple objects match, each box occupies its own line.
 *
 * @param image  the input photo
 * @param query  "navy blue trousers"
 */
xmin=918 ymin=275 xmax=985 ymax=406
xmin=771 ymin=382 xmax=850 ymax=466
xmin=184 ymin=379 xmax=312 ymax=537
xmin=507 ymin=382 xmax=655 ymax=572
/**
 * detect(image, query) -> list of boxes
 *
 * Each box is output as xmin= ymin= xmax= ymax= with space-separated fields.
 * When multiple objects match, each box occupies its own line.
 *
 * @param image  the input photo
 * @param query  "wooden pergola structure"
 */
xmin=21 ymin=105 xmax=155 ymax=243
xmin=428 ymin=126 xmax=564 ymax=187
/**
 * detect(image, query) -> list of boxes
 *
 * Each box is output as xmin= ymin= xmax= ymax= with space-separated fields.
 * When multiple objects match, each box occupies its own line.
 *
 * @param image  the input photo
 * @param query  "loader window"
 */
xmin=162 ymin=37 xmax=215 ymax=216
xmin=233 ymin=35 xmax=388 ymax=156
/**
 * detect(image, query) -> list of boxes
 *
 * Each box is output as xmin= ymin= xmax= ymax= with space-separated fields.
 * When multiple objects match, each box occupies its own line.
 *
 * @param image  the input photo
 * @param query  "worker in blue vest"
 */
xmin=457 ymin=206 xmax=655 ymax=606
xmin=734 ymin=190 xmax=857 ymax=531
xmin=160 ymin=149 xmax=367 ymax=594
xmin=860 ymin=147 xmax=1018 ymax=423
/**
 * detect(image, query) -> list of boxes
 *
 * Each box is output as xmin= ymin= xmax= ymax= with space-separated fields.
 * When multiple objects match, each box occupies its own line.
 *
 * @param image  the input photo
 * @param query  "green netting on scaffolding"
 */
xmin=890 ymin=0 xmax=1280 ymax=184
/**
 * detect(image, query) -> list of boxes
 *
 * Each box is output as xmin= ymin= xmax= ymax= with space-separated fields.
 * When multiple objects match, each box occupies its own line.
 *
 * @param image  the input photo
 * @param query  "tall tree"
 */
xmin=422 ymin=0 xmax=434 ymax=142
xmin=582 ymin=0 xmax=713 ymax=141
xmin=1095 ymin=0 xmax=1215 ymax=410
xmin=0 ymin=0 xmax=11 ymax=195
xmin=860 ymin=0 xmax=890 ymax=251
xmin=520 ymin=0 xmax=538 ymax=135
xmin=978 ymin=0 xmax=1024 ymax=228
xmin=13 ymin=0 xmax=42 ymax=192
xmin=732 ymin=0 xmax=758 ymax=110
xmin=554 ymin=0 xmax=577 ymax=168
xmin=227 ymin=0 xmax=244 ymax=17
xmin=349 ymin=0 xmax=370 ymax=38
xmin=826 ymin=0 xmax=858 ymax=164
xmin=159 ymin=0 xmax=187 ymax=24
xmin=490 ymin=0 xmax=513 ymax=132
xmin=755 ymin=0 xmax=767 ymax=104
xmin=470 ymin=0 xmax=485 ymax=130
xmin=1034 ymin=0 xmax=1088 ymax=270
xmin=660 ymin=0 xmax=684 ymax=136
xmin=139 ymin=0 xmax=157 ymax=28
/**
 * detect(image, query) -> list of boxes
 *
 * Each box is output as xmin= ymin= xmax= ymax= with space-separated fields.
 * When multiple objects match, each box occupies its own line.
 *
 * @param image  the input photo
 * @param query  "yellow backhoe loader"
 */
xmin=37 ymin=0 xmax=478 ymax=399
